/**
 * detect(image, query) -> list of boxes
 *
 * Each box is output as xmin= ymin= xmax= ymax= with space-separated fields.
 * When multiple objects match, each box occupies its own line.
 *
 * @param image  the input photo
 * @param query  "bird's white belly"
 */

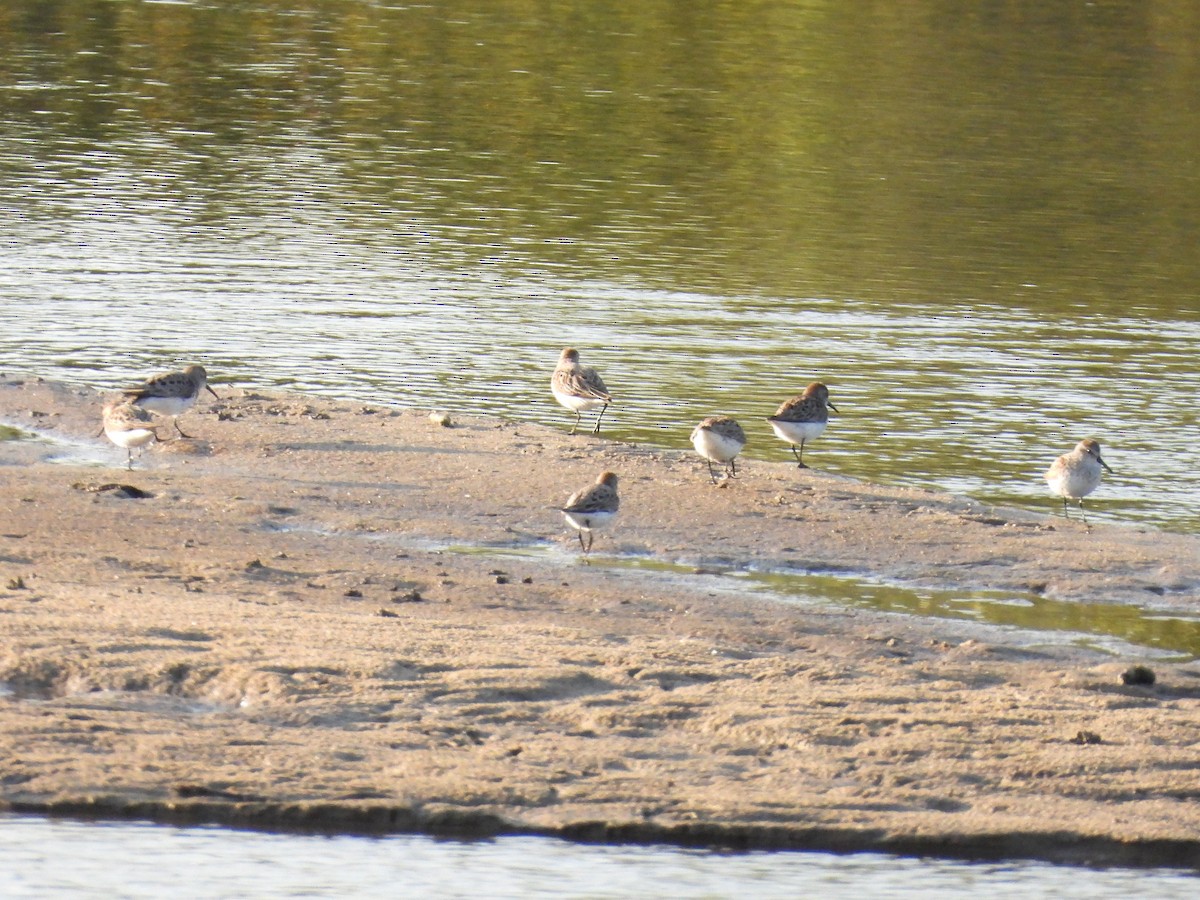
xmin=552 ymin=388 xmax=606 ymax=413
xmin=768 ymin=419 xmax=826 ymax=445
xmin=1046 ymin=467 xmax=1101 ymax=500
xmin=692 ymin=429 xmax=743 ymax=463
xmin=105 ymin=425 xmax=156 ymax=450
xmin=562 ymin=510 xmax=615 ymax=532
xmin=134 ymin=395 xmax=194 ymax=417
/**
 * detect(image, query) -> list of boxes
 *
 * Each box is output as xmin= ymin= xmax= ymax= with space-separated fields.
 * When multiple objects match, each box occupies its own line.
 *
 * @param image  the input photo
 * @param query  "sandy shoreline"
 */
xmin=2 ymin=375 xmax=1200 ymax=868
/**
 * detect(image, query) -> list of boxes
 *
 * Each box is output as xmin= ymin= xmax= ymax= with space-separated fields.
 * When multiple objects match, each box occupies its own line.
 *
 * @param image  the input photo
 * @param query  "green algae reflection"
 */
xmin=0 ymin=425 xmax=32 ymax=441
xmin=451 ymin=545 xmax=1200 ymax=659
xmin=739 ymin=568 xmax=1200 ymax=659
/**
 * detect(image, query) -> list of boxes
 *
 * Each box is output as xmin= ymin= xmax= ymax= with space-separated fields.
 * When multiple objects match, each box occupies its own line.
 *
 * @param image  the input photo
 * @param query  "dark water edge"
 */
xmin=4 ymin=796 xmax=1199 ymax=872
xmin=6 ymin=813 xmax=1200 ymax=899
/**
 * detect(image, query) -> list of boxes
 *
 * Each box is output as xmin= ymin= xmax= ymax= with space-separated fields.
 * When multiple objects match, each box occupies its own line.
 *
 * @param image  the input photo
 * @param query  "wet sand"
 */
xmin=2 ymin=376 xmax=1200 ymax=868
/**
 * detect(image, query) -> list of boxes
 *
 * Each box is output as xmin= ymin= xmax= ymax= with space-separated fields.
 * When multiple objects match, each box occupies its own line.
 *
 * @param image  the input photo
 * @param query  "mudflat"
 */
xmin=2 ymin=376 xmax=1199 ymax=868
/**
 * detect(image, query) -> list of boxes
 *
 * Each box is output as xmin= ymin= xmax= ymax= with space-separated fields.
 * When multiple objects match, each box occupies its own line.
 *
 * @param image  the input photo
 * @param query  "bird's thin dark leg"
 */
xmin=173 ymin=418 xmax=194 ymax=440
xmin=1061 ymin=498 xmax=1070 ymax=520
xmin=591 ymin=403 xmax=609 ymax=435
xmin=795 ymin=440 xmax=809 ymax=469
xmin=1079 ymin=500 xmax=1090 ymax=530
xmin=729 ymin=458 xmax=737 ymax=478
xmin=706 ymin=459 xmax=718 ymax=484
xmin=570 ymin=411 xmax=581 ymax=435
xmin=127 ymin=449 xmax=134 ymax=471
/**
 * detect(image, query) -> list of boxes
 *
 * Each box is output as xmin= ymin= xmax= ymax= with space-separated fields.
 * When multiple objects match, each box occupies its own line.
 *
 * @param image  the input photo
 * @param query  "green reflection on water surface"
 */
xmin=0 ymin=425 xmax=32 ymax=442
xmin=3 ymin=0 xmax=1200 ymax=311
xmin=453 ymin=545 xmax=1200 ymax=659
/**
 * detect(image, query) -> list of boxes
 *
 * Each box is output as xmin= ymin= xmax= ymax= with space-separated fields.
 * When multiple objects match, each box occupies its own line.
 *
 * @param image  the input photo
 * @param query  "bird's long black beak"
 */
xmin=206 ymin=385 xmax=220 ymax=399
xmin=1100 ymin=458 xmax=1113 ymax=474
xmin=827 ymin=401 xmax=840 ymax=414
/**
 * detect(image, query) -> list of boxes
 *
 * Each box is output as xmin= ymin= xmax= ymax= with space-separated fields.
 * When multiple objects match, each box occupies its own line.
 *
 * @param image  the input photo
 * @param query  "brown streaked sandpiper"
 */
xmin=560 ymin=471 xmax=619 ymax=559
xmin=690 ymin=416 xmax=746 ymax=484
xmin=1044 ymin=438 xmax=1113 ymax=528
xmin=123 ymin=364 xmax=218 ymax=439
xmin=102 ymin=400 xmax=160 ymax=470
xmin=767 ymin=382 xmax=838 ymax=468
xmin=551 ymin=348 xmax=612 ymax=435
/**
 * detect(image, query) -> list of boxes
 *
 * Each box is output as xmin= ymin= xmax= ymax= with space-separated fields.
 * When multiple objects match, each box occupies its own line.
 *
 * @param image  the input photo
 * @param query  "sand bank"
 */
xmin=2 ymin=376 xmax=1199 ymax=867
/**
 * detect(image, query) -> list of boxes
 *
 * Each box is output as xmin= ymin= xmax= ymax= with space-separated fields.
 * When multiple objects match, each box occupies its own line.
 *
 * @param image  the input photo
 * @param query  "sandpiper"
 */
xmin=561 ymin=471 xmax=619 ymax=559
xmin=1045 ymin=438 xmax=1113 ymax=528
xmin=551 ymin=348 xmax=612 ymax=435
xmin=123 ymin=364 xmax=218 ymax=439
xmin=690 ymin=416 xmax=746 ymax=484
xmin=102 ymin=400 xmax=160 ymax=470
xmin=767 ymin=382 xmax=838 ymax=468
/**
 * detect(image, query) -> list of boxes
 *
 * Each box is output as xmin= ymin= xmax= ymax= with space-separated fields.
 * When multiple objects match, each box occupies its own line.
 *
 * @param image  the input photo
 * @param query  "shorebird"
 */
xmin=560 ymin=471 xmax=619 ymax=559
xmin=102 ymin=400 xmax=160 ymax=470
xmin=690 ymin=416 xmax=746 ymax=484
xmin=767 ymin=382 xmax=838 ymax=468
xmin=123 ymin=364 xmax=218 ymax=439
xmin=551 ymin=348 xmax=612 ymax=435
xmin=1045 ymin=438 xmax=1113 ymax=528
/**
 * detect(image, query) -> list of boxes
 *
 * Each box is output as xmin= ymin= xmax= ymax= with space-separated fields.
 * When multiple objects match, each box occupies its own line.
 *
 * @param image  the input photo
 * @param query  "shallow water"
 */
xmin=663 ymin=559 xmax=1200 ymax=659
xmin=443 ymin=541 xmax=1200 ymax=659
xmin=1 ymin=816 xmax=1196 ymax=899
xmin=1 ymin=1 xmax=1198 ymax=533
xmin=0 ymin=426 xmax=30 ymax=442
